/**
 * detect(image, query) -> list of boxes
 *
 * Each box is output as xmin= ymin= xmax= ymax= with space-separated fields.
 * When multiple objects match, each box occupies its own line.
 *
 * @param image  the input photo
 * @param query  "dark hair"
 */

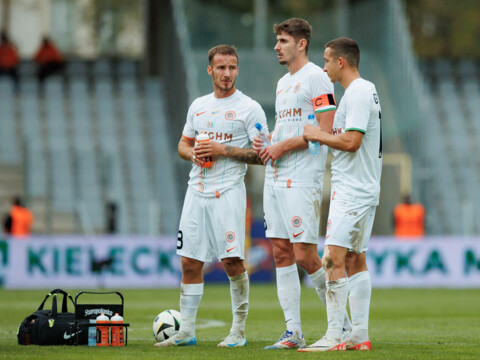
xmin=273 ymin=18 xmax=312 ymax=54
xmin=208 ymin=44 xmax=238 ymax=65
xmin=12 ymin=196 xmax=22 ymax=206
xmin=325 ymin=37 xmax=360 ymax=68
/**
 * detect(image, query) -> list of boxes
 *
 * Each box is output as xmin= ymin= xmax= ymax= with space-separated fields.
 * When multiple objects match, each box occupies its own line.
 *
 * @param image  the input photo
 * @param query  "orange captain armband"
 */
xmin=313 ymin=94 xmax=336 ymax=113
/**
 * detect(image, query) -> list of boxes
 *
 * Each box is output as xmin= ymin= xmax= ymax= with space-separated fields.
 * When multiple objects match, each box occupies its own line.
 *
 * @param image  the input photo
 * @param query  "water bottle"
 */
xmin=307 ymin=114 xmax=320 ymax=155
xmin=111 ymin=313 xmax=124 ymax=347
xmin=255 ymin=123 xmax=273 ymax=166
xmin=254 ymin=123 xmax=270 ymax=148
xmin=96 ymin=313 xmax=110 ymax=346
xmin=196 ymin=132 xmax=213 ymax=168
xmin=88 ymin=319 xmax=96 ymax=346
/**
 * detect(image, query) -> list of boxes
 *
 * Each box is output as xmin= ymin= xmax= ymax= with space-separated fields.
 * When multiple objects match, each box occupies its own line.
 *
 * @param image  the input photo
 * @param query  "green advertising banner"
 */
xmin=1 ymin=236 xmax=480 ymax=288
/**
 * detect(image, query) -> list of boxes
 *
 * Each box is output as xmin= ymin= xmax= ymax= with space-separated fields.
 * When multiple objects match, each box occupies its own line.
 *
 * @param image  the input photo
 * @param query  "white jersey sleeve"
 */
xmin=245 ymin=101 xmax=268 ymax=141
xmin=309 ymin=69 xmax=337 ymax=113
xmin=344 ymin=85 xmax=372 ymax=133
xmin=182 ymin=100 xmax=199 ymax=140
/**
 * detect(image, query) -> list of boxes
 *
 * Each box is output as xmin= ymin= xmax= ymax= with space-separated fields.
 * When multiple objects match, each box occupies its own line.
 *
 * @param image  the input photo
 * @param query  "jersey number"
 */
xmin=379 ymin=111 xmax=383 ymax=158
xmin=177 ymin=231 xmax=183 ymax=250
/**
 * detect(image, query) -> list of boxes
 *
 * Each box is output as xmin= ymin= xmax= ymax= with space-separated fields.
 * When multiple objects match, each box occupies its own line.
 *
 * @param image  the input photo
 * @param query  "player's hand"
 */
xmin=259 ymin=143 xmax=283 ymax=167
xmin=194 ymin=140 xmax=225 ymax=160
xmin=191 ymin=149 xmax=204 ymax=167
xmin=303 ymin=124 xmax=318 ymax=142
xmin=252 ymin=136 xmax=264 ymax=153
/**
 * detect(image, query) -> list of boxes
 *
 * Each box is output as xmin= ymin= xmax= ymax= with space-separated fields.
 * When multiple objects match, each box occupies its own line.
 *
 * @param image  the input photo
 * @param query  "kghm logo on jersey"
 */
xmin=225 ymin=110 xmax=236 ymax=121
xmin=225 ymin=231 xmax=236 ymax=243
xmin=293 ymin=82 xmax=301 ymax=93
xmin=292 ymin=216 xmax=302 ymax=228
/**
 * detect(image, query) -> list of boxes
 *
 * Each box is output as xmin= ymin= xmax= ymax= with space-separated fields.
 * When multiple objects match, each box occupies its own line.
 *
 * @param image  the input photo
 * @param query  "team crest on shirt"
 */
xmin=225 ymin=231 xmax=236 ymax=243
xmin=292 ymin=216 xmax=302 ymax=227
xmin=293 ymin=82 xmax=301 ymax=93
xmin=225 ymin=110 xmax=236 ymax=121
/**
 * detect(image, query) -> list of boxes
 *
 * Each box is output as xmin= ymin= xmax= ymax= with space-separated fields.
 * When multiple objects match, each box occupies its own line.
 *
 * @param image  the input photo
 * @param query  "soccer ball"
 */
xmin=153 ymin=309 xmax=181 ymax=342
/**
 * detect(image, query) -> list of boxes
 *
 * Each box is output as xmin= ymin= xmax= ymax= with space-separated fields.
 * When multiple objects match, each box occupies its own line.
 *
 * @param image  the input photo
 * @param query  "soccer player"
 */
xmin=155 ymin=45 xmax=267 ymax=348
xmin=299 ymin=37 xmax=382 ymax=352
xmin=253 ymin=18 xmax=348 ymax=349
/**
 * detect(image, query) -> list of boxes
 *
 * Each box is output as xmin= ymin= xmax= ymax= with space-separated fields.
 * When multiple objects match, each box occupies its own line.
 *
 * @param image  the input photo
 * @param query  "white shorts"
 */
xmin=325 ymin=196 xmax=376 ymax=254
xmin=177 ymin=183 xmax=246 ymax=263
xmin=264 ymin=184 xmax=322 ymax=244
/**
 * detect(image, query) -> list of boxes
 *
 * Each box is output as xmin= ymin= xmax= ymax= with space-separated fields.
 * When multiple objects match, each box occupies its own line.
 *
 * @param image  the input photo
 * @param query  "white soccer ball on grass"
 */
xmin=153 ymin=309 xmax=181 ymax=342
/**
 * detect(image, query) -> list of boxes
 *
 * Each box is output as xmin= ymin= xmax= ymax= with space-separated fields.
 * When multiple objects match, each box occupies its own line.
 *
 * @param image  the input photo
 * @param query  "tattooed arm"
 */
xmin=194 ymin=140 xmax=263 ymax=165
xmin=224 ymin=145 xmax=263 ymax=165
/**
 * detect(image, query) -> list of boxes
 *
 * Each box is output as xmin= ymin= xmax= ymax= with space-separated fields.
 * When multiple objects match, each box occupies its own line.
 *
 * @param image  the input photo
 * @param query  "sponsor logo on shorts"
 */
xmin=225 ymin=231 xmax=236 ymax=243
xmin=293 ymin=230 xmax=304 ymax=238
xmin=226 ymin=246 xmax=238 ymax=253
xmin=292 ymin=216 xmax=302 ymax=227
xmin=225 ymin=110 xmax=236 ymax=121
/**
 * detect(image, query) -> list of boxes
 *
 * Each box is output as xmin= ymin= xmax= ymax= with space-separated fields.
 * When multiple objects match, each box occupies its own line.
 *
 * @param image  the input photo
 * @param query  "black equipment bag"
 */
xmin=17 ymin=289 xmax=87 ymax=345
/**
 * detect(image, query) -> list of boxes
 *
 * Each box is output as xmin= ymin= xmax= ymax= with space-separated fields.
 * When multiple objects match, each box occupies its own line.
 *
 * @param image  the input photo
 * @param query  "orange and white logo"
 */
xmin=292 ymin=216 xmax=302 ymax=228
xmin=225 ymin=110 xmax=236 ymax=121
xmin=293 ymin=82 xmax=301 ymax=93
xmin=225 ymin=231 xmax=236 ymax=243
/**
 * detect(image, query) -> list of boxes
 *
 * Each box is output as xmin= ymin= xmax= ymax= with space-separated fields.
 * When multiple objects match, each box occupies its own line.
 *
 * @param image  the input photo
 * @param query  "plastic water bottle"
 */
xmin=88 ymin=319 xmax=96 ymax=346
xmin=255 ymin=123 xmax=270 ymax=148
xmin=96 ymin=313 xmax=110 ymax=346
xmin=307 ymin=114 xmax=320 ymax=155
xmin=111 ymin=313 xmax=124 ymax=347
xmin=196 ymin=132 xmax=213 ymax=168
xmin=255 ymin=123 xmax=272 ymax=166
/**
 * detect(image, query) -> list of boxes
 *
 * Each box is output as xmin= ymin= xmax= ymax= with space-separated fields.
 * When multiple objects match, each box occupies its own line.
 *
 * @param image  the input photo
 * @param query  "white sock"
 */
xmin=229 ymin=271 xmax=249 ymax=336
xmin=179 ymin=282 xmax=203 ymax=336
xmin=309 ymin=268 xmax=352 ymax=331
xmin=325 ymin=277 xmax=348 ymax=341
xmin=276 ymin=264 xmax=302 ymax=336
xmin=308 ymin=267 xmax=327 ymax=306
xmin=348 ymin=271 xmax=371 ymax=343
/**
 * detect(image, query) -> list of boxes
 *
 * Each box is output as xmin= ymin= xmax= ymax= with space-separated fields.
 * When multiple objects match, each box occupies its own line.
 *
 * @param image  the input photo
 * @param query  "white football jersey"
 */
xmin=266 ymin=62 xmax=335 ymax=188
xmin=331 ymin=78 xmax=382 ymax=205
xmin=183 ymin=90 xmax=267 ymax=196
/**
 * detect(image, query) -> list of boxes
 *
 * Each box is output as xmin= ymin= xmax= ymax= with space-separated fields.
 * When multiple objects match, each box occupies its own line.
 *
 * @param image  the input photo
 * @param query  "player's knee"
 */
xmin=222 ymin=257 xmax=245 ymax=276
xmin=322 ymin=254 xmax=334 ymax=271
xmin=271 ymin=243 xmax=295 ymax=266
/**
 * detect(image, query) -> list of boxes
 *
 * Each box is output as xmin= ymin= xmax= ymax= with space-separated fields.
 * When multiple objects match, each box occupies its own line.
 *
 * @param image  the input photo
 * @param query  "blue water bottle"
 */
xmin=88 ymin=319 xmax=96 ymax=346
xmin=307 ymin=114 xmax=320 ymax=155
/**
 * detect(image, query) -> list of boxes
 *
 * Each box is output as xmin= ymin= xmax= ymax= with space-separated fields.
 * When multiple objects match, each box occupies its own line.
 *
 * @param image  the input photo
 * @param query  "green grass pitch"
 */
xmin=1 ymin=285 xmax=479 ymax=359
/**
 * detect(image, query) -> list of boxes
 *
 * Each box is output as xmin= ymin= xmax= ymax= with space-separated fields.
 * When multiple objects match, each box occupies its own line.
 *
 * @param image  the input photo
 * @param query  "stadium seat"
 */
xmin=0 ymin=80 xmax=20 ymax=164
xmin=145 ymin=79 xmax=180 ymax=235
